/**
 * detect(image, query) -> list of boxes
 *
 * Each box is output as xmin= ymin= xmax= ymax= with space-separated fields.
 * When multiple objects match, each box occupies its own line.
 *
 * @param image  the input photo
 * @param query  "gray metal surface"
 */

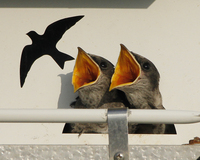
xmin=0 ymin=145 xmax=200 ymax=160
xmin=108 ymin=108 xmax=129 ymax=160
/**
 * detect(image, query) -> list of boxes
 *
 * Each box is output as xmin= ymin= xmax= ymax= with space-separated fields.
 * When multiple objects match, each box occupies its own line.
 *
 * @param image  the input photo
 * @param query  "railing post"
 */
xmin=108 ymin=108 xmax=129 ymax=160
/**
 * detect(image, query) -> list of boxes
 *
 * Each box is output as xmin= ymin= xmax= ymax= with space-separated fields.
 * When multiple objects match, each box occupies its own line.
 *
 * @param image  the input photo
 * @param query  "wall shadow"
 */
xmin=57 ymin=72 xmax=78 ymax=109
xmin=0 ymin=0 xmax=155 ymax=8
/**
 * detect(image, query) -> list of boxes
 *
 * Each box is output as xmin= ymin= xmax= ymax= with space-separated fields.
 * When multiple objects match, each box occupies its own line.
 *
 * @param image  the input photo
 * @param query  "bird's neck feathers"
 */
xmin=98 ymin=89 xmax=122 ymax=107
xmin=78 ymin=74 xmax=111 ymax=108
xmin=124 ymin=86 xmax=163 ymax=109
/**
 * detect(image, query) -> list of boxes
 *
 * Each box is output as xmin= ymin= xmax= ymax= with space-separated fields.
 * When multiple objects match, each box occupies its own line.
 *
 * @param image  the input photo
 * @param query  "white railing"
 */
xmin=0 ymin=109 xmax=199 ymax=124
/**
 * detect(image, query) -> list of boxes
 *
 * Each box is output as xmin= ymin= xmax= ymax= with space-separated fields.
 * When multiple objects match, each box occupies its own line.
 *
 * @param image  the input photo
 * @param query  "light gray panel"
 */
xmin=0 ymin=145 xmax=200 ymax=159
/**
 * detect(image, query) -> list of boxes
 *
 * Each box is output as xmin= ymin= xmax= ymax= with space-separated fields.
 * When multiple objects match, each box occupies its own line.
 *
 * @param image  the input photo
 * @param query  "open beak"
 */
xmin=109 ymin=44 xmax=141 ymax=91
xmin=72 ymin=47 xmax=101 ymax=92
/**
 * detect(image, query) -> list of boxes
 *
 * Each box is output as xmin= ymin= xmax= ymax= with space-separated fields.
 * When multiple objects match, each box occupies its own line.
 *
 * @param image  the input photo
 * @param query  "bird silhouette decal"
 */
xmin=20 ymin=15 xmax=84 ymax=87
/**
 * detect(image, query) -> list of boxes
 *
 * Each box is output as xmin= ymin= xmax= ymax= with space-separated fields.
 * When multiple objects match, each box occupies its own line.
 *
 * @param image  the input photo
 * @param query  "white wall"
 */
xmin=0 ymin=0 xmax=200 ymax=145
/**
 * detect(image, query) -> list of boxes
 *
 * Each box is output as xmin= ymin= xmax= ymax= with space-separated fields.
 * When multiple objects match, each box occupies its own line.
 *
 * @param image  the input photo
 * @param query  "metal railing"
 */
xmin=0 ymin=108 xmax=200 ymax=160
xmin=0 ymin=109 xmax=199 ymax=124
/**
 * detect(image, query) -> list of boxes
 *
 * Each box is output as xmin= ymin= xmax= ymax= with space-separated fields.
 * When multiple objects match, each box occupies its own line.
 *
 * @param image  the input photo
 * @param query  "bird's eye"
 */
xmin=100 ymin=62 xmax=107 ymax=69
xmin=143 ymin=62 xmax=150 ymax=70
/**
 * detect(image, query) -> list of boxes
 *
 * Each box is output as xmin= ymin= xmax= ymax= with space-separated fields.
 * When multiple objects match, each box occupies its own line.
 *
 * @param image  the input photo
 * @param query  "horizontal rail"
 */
xmin=128 ymin=110 xmax=200 ymax=124
xmin=0 ymin=109 xmax=107 ymax=123
xmin=0 ymin=109 xmax=199 ymax=124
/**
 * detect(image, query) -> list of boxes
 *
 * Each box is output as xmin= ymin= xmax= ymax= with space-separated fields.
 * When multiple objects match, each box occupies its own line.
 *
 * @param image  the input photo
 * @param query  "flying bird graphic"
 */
xmin=20 ymin=15 xmax=84 ymax=87
xmin=110 ymin=44 xmax=176 ymax=134
xmin=63 ymin=47 xmax=130 ymax=135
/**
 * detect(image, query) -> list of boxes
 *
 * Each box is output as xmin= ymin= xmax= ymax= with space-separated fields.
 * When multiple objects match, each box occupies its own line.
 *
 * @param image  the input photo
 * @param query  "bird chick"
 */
xmin=72 ymin=47 xmax=116 ymax=108
xmin=110 ymin=44 xmax=176 ymax=134
xmin=63 ymin=47 xmax=129 ymax=135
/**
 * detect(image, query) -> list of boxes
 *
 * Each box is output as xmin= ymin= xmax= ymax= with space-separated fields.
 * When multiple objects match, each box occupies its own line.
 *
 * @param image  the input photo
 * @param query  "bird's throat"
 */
xmin=110 ymin=44 xmax=141 ymax=90
xmin=72 ymin=47 xmax=101 ymax=92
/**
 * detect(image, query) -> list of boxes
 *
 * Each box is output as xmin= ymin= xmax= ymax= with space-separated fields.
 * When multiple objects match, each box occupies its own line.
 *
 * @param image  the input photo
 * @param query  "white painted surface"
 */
xmin=0 ymin=0 xmax=200 ymax=145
